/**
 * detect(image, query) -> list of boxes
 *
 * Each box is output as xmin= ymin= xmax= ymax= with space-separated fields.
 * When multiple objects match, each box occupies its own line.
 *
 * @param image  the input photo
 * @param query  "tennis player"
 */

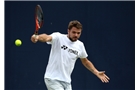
xmin=31 ymin=20 xmax=110 ymax=90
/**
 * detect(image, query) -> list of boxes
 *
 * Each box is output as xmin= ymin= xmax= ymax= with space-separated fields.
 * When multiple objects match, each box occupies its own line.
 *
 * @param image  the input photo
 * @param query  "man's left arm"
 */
xmin=80 ymin=58 xmax=110 ymax=83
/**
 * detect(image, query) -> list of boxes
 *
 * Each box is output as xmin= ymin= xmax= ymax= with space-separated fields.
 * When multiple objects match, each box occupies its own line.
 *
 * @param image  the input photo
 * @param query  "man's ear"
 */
xmin=67 ymin=29 xmax=70 ymax=33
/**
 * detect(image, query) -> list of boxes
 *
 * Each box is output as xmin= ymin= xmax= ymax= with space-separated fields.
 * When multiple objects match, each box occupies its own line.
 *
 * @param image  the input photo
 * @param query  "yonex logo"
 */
xmin=61 ymin=45 xmax=78 ymax=55
xmin=61 ymin=45 xmax=68 ymax=50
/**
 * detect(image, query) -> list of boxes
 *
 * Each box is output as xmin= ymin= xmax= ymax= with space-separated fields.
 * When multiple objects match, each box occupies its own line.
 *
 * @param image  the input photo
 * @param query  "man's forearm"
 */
xmin=37 ymin=34 xmax=52 ymax=42
xmin=83 ymin=60 xmax=99 ymax=75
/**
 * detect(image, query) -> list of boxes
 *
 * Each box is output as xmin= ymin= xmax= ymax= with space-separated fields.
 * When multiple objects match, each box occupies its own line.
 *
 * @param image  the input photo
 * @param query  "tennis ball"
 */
xmin=15 ymin=39 xmax=22 ymax=46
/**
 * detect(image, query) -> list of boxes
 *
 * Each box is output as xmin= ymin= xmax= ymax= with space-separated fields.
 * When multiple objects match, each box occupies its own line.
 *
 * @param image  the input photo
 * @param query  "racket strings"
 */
xmin=35 ymin=5 xmax=44 ymax=34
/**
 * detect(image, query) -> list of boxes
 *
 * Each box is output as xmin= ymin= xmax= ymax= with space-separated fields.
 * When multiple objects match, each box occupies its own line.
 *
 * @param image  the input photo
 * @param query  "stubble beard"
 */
xmin=67 ymin=34 xmax=77 ymax=42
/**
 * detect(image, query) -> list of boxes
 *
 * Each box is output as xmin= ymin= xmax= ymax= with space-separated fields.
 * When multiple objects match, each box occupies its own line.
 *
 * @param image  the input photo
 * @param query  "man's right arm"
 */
xmin=31 ymin=33 xmax=52 ymax=43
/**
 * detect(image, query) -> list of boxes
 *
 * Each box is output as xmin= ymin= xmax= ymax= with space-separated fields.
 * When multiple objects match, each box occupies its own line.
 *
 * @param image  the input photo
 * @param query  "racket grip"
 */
xmin=34 ymin=31 xmax=38 ymax=35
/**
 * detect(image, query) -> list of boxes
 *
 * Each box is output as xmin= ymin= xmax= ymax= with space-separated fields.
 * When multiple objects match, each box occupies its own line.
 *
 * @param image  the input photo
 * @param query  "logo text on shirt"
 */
xmin=61 ymin=45 xmax=78 ymax=55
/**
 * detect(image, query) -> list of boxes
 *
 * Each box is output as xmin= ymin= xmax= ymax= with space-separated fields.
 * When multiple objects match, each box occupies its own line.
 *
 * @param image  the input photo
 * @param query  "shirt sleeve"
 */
xmin=47 ymin=32 xmax=60 ymax=44
xmin=79 ymin=43 xmax=88 ymax=58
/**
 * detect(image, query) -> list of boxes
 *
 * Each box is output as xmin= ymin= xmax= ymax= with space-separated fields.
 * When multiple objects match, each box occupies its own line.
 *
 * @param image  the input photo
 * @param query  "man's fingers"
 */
xmin=105 ymin=74 xmax=110 ymax=80
xmin=101 ymin=78 xmax=109 ymax=83
xmin=101 ymin=78 xmax=105 ymax=83
xmin=32 ymin=34 xmax=39 ymax=42
xmin=99 ymin=71 xmax=105 ymax=74
xmin=104 ymin=78 xmax=109 ymax=83
xmin=102 ymin=71 xmax=105 ymax=73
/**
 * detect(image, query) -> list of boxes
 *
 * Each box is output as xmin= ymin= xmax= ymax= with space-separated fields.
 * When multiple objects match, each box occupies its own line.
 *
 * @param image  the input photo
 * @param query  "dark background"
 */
xmin=5 ymin=1 xmax=135 ymax=90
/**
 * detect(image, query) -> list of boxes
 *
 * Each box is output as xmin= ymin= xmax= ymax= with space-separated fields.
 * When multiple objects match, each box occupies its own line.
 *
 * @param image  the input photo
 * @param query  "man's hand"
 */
xmin=81 ymin=58 xmax=110 ymax=83
xmin=31 ymin=34 xmax=39 ymax=43
xmin=96 ymin=71 xmax=110 ymax=83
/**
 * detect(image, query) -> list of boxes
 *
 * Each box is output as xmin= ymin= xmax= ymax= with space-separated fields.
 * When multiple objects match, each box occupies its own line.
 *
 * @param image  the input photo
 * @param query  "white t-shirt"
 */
xmin=44 ymin=32 xmax=88 ymax=83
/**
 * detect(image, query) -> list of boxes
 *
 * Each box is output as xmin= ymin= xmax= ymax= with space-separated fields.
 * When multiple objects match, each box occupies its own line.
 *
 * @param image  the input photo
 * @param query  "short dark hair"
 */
xmin=68 ymin=20 xmax=82 ymax=30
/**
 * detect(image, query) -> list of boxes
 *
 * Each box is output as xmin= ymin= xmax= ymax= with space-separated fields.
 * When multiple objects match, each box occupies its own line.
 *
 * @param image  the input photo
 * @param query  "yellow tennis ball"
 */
xmin=15 ymin=39 xmax=22 ymax=46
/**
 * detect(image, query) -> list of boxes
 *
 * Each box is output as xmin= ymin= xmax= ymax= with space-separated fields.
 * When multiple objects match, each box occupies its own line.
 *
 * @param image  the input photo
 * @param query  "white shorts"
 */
xmin=44 ymin=78 xmax=72 ymax=90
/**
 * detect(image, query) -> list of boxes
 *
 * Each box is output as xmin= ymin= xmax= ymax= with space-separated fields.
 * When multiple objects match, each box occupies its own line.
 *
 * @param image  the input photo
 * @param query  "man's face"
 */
xmin=68 ymin=27 xmax=82 ymax=42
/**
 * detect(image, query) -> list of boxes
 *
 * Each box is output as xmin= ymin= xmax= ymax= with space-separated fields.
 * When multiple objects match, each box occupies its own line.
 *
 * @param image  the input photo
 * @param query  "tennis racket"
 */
xmin=34 ymin=4 xmax=44 ymax=35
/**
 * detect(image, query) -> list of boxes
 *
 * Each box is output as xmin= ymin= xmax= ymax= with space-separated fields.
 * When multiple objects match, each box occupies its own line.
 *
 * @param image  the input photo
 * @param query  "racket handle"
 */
xmin=34 ymin=31 xmax=38 ymax=35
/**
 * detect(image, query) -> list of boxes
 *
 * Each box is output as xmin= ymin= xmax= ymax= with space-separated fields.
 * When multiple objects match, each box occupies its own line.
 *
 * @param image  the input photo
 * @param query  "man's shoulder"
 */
xmin=52 ymin=32 xmax=61 ymax=34
xmin=76 ymin=39 xmax=84 ymax=45
xmin=52 ymin=32 xmax=65 ymax=36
